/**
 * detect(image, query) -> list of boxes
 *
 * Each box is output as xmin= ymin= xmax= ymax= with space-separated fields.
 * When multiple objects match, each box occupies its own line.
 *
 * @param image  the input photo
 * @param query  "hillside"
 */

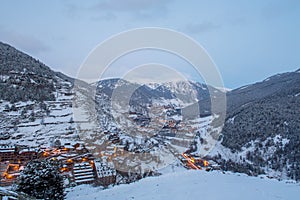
xmin=0 ymin=42 xmax=78 ymax=147
xmin=0 ymin=41 xmax=74 ymax=102
xmin=66 ymin=170 xmax=299 ymax=200
xmin=212 ymin=69 xmax=300 ymax=180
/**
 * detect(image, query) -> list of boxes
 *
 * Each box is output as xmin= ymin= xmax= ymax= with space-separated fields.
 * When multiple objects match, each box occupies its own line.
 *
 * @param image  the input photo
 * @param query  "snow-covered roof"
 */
xmin=0 ymin=149 xmax=15 ymax=153
xmin=19 ymin=148 xmax=38 ymax=154
xmin=74 ymin=162 xmax=93 ymax=169
xmin=0 ymin=145 xmax=14 ymax=148
xmin=94 ymin=161 xmax=116 ymax=178
xmin=0 ymin=145 xmax=15 ymax=153
xmin=55 ymin=155 xmax=66 ymax=161
xmin=76 ymin=146 xmax=84 ymax=150
xmin=61 ymin=153 xmax=78 ymax=158
xmin=0 ymin=145 xmax=15 ymax=149
xmin=74 ymin=168 xmax=93 ymax=174
xmin=75 ymin=174 xmax=94 ymax=179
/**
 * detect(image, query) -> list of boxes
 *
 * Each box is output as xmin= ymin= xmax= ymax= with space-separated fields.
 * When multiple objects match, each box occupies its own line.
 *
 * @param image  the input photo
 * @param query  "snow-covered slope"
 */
xmin=218 ymin=69 xmax=300 ymax=181
xmin=0 ymin=41 xmax=80 ymax=147
xmin=66 ymin=170 xmax=299 ymax=200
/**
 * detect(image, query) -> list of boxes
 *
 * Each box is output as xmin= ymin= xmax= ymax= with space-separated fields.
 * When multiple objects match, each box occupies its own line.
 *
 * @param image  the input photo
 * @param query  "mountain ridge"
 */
xmin=0 ymin=41 xmax=299 ymax=181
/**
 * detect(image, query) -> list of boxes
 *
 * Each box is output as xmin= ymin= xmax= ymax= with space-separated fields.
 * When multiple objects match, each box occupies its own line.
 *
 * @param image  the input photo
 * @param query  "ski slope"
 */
xmin=66 ymin=170 xmax=299 ymax=200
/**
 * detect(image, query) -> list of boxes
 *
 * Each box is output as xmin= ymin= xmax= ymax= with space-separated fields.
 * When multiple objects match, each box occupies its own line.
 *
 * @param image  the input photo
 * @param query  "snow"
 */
xmin=237 ymin=85 xmax=250 ymax=90
xmin=66 ymin=170 xmax=300 ymax=200
xmin=209 ymin=142 xmax=236 ymax=160
xmin=273 ymin=135 xmax=289 ymax=145
xmin=75 ymin=178 xmax=95 ymax=183
xmin=19 ymin=148 xmax=38 ymax=153
xmin=170 ymin=115 xmax=183 ymax=121
xmin=216 ymin=87 xmax=232 ymax=92
xmin=227 ymin=116 xmax=236 ymax=124
xmin=0 ymin=78 xmax=80 ymax=147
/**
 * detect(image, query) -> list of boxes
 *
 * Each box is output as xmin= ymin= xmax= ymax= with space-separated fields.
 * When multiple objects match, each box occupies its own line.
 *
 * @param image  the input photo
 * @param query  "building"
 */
xmin=18 ymin=148 xmax=38 ymax=162
xmin=94 ymin=160 xmax=116 ymax=186
xmin=0 ymin=143 xmax=118 ymax=187
xmin=0 ymin=146 xmax=16 ymax=162
xmin=0 ymin=163 xmax=22 ymax=186
xmin=72 ymin=162 xmax=96 ymax=185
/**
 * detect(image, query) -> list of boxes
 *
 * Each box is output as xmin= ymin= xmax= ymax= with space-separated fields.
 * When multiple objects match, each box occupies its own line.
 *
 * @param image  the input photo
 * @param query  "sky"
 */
xmin=0 ymin=0 xmax=299 ymax=89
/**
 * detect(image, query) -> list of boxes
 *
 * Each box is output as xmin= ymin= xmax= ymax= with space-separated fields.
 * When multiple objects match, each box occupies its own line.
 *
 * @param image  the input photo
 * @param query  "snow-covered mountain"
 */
xmin=1 ymin=41 xmax=300 ymax=184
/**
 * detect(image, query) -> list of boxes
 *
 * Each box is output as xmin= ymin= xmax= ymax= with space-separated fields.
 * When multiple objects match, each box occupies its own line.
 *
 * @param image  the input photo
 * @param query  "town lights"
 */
xmin=6 ymin=174 xmax=13 ymax=179
xmin=43 ymin=152 xmax=49 ymax=157
xmin=82 ymin=157 xmax=88 ymax=162
xmin=203 ymin=160 xmax=209 ymax=167
xmin=60 ymin=167 xmax=68 ymax=172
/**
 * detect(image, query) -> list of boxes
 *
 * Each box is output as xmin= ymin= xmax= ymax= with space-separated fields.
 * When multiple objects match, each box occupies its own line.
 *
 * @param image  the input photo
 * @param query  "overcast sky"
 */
xmin=0 ymin=0 xmax=299 ymax=88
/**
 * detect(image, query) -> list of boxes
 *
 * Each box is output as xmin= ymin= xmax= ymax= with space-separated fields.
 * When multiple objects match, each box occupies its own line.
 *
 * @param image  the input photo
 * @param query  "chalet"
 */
xmin=158 ymin=127 xmax=176 ymax=137
xmin=18 ymin=148 xmax=38 ymax=162
xmin=0 ymin=164 xmax=21 ymax=186
xmin=94 ymin=160 xmax=116 ymax=186
xmin=72 ymin=162 xmax=96 ymax=185
xmin=0 ymin=146 xmax=16 ymax=162
xmin=74 ymin=143 xmax=89 ymax=154
xmin=165 ymin=117 xmax=181 ymax=128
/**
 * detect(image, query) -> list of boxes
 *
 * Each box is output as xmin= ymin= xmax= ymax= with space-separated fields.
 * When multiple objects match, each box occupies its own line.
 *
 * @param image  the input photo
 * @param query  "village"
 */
xmin=0 ymin=142 xmax=116 ymax=187
xmin=0 ymin=139 xmax=213 ymax=190
xmin=0 ymin=102 xmax=215 ymax=192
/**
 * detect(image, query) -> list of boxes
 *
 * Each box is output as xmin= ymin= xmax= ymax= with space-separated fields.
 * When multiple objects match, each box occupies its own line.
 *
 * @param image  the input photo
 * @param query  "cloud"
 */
xmin=185 ymin=22 xmax=221 ymax=34
xmin=90 ymin=12 xmax=117 ymax=21
xmin=0 ymin=27 xmax=50 ymax=55
xmin=63 ymin=0 xmax=172 ymax=21
xmin=63 ymin=3 xmax=83 ymax=20
xmin=91 ymin=0 xmax=170 ymax=12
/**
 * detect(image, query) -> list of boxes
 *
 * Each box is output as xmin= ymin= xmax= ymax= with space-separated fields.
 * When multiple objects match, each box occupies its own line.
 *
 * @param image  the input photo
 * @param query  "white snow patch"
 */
xmin=66 ymin=170 xmax=300 ymax=200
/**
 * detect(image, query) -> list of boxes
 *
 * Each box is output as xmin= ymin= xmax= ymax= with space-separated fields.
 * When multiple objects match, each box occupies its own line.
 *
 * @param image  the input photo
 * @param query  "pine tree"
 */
xmin=15 ymin=160 xmax=64 ymax=200
xmin=29 ymin=110 xmax=35 ymax=122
